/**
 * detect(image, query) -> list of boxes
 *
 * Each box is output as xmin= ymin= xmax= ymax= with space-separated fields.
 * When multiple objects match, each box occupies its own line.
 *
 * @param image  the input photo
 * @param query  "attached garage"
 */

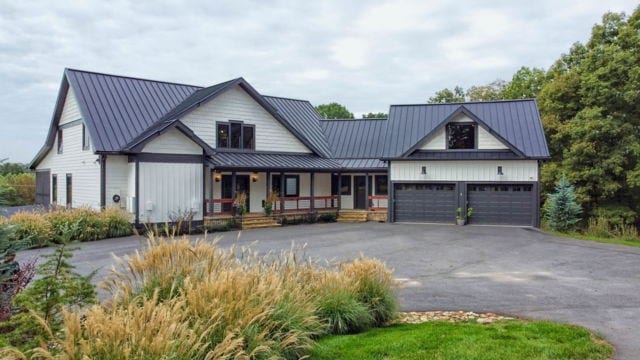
xmin=467 ymin=184 xmax=536 ymax=226
xmin=394 ymin=183 xmax=457 ymax=223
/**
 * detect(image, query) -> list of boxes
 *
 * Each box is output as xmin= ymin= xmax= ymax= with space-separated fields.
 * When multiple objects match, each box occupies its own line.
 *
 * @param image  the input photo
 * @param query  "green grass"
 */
xmin=545 ymin=229 xmax=640 ymax=249
xmin=311 ymin=320 xmax=613 ymax=360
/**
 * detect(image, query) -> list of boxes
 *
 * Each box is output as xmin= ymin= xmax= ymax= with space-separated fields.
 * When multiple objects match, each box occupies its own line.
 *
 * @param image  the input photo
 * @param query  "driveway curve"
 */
xmin=18 ymin=223 xmax=640 ymax=359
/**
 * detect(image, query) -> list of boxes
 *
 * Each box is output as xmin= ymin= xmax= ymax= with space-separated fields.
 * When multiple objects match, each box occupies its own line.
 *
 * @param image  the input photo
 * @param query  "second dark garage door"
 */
xmin=467 ymin=184 xmax=535 ymax=226
xmin=394 ymin=183 xmax=457 ymax=223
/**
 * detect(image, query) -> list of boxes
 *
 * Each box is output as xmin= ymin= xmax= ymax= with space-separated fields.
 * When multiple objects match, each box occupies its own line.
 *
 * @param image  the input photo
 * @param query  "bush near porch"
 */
xmin=0 ymin=207 xmax=133 ymax=247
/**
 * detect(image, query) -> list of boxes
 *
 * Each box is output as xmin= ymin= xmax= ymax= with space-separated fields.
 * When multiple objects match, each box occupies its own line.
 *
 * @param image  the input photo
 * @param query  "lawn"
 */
xmin=546 ymin=229 xmax=640 ymax=249
xmin=311 ymin=320 xmax=613 ymax=360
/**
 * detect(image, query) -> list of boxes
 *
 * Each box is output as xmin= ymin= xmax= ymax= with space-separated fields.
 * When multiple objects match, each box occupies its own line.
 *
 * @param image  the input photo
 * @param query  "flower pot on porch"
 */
xmin=456 ymin=219 xmax=466 ymax=226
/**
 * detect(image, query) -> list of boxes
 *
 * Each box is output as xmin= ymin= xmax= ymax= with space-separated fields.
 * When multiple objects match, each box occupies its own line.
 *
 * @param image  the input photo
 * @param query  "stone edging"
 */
xmin=396 ymin=311 xmax=514 ymax=324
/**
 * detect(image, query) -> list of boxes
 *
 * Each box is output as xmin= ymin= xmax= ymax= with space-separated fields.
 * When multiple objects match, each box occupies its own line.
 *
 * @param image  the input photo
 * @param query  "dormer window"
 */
xmin=447 ymin=123 xmax=475 ymax=149
xmin=217 ymin=121 xmax=255 ymax=150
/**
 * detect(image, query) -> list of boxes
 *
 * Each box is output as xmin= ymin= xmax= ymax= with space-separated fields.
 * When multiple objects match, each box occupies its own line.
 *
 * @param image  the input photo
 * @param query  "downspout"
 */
xmin=135 ymin=157 xmax=140 ymax=227
xmin=100 ymin=154 xmax=106 ymax=209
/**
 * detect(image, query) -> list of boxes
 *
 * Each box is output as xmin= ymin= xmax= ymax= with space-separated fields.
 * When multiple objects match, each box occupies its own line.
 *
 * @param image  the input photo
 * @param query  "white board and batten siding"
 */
xmin=37 ymin=88 xmax=100 ymax=208
xmin=182 ymin=85 xmax=311 ymax=153
xmin=390 ymin=161 xmax=538 ymax=182
xmin=420 ymin=115 xmax=509 ymax=150
xmin=141 ymin=128 xmax=202 ymax=154
xmin=104 ymin=155 xmax=130 ymax=209
xmin=138 ymin=163 xmax=203 ymax=223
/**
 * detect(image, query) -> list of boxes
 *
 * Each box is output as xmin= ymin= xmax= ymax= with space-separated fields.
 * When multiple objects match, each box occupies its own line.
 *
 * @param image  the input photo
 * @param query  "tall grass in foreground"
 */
xmin=2 ymin=235 xmax=397 ymax=359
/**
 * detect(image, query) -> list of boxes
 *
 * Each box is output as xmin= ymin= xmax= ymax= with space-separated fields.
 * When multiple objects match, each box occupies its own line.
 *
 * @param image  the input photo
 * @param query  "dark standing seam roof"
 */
xmin=319 ymin=119 xmax=388 ymax=158
xmin=210 ymin=152 xmax=341 ymax=170
xmin=382 ymin=100 xmax=550 ymax=158
xmin=65 ymin=69 xmax=202 ymax=152
xmin=263 ymin=96 xmax=332 ymax=158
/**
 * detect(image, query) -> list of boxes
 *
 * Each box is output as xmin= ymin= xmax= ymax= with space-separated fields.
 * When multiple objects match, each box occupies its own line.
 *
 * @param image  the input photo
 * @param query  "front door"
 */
xmin=354 ymin=176 xmax=370 ymax=210
xmin=221 ymin=175 xmax=250 ymax=212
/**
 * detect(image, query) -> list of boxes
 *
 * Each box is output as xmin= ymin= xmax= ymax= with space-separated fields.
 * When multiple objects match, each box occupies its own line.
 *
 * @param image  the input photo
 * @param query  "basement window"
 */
xmin=447 ymin=123 xmax=475 ymax=149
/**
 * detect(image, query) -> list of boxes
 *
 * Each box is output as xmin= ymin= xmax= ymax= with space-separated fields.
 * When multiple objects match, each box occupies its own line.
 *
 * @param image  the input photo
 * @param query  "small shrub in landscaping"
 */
xmin=102 ymin=206 xmax=133 ymax=238
xmin=8 ymin=212 xmax=52 ymax=247
xmin=318 ymin=212 xmax=337 ymax=223
xmin=313 ymin=274 xmax=373 ymax=334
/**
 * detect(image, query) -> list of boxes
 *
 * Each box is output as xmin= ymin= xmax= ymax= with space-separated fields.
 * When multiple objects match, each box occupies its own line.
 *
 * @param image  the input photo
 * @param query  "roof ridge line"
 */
xmin=262 ymin=94 xmax=312 ymax=102
xmin=319 ymin=118 xmax=388 ymax=121
xmin=391 ymin=99 xmax=536 ymax=107
xmin=65 ymin=68 xmax=206 ymax=89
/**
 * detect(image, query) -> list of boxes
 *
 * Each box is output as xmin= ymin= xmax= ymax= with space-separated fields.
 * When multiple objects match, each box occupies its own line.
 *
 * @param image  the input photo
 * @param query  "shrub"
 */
xmin=5 ymin=173 xmax=35 ymax=205
xmin=544 ymin=176 xmax=582 ymax=232
xmin=583 ymin=216 xmax=640 ymax=242
xmin=318 ymin=212 xmax=337 ymax=223
xmin=46 ymin=207 xmax=109 ymax=242
xmin=592 ymin=204 xmax=637 ymax=229
xmin=8 ymin=212 xmax=53 ymax=247
xmin=102 ymin=206 xmax=133 ymax=238
xmin=313 ymin=274 xmax=373 ymax=334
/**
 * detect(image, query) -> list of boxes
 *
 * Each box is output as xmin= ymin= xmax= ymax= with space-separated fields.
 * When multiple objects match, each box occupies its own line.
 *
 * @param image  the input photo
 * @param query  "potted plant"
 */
xmin=263 ymin=191 xmax=279 ymax=216
xmin=233 ymin=192 xmax=248 ymax=216
xmin=455 ymin=207 xmax=474 ymax=225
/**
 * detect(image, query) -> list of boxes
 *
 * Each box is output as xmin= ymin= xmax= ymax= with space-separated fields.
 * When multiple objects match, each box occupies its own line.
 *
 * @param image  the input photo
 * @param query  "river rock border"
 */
xmin=397 ymin=311 xmax=514 ymax=324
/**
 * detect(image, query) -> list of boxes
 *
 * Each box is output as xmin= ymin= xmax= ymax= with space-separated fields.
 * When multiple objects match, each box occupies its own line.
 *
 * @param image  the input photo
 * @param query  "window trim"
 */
xmin=65 ymin=173 xmax=72 ymax=208
xmin=57 ymin=129 xmax=63 ymax=154
xmin=51 ymin=174 xmax=58 ymax=204
xmin=216 ymin=121 xmax=255 ymax=151
xmin=82 ymin=124 xmax=90 ymax=150
xmin=445 ymin=122 xmax=477 ymax=150
xmin=271 ymin=174 xmax=300 ymax=197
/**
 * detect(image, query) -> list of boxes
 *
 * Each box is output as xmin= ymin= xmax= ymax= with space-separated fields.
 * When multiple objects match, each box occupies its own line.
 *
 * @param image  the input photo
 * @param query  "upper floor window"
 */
xmin=217 ymin=121 xmax=255 ymax=150
xmin=57 ymin=129 xmax=63 ymax=154
xmin=82 ymin=124 xmax=90 ymax=150
xmin=447 ymin=123 xmax=475 ymax=149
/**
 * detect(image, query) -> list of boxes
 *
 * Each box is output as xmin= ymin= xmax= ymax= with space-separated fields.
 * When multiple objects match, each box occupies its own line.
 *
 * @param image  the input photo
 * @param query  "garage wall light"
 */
xmin=421 ymin=166 xmax=427 ymax=175
xmin=497 ymin=166 xmax=504 ymax=176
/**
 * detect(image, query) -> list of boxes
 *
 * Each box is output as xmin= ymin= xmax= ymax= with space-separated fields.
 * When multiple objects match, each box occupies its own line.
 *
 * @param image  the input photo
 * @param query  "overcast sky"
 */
xmin=0 ymin=0 xmax=637 ymax=163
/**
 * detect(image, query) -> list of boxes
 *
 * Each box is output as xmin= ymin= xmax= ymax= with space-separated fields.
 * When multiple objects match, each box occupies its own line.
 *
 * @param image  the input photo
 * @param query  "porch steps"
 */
xmin=240 ymin=216 xmax=281 ymax=230
xmin=337 ymin=210 xmax=369 ymax=223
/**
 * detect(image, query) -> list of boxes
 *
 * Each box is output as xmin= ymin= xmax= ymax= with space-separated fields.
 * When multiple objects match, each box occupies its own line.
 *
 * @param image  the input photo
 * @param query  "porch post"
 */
xmin=337 ymin=172 xmax=342 ymax=210
xmin=310 ymin=172 xmax=315 ymax=213
xmin=231 ymin=171 xmax=237 ymax=200
xmin=280 ymin=171 xmax=285 ymax=213
xmin=266 ymin=171 xmax=271 ymax=200
xmin=365 ymin=172 xmax=370 ymax=211
xmin=209 ymin=168 xmax=214 ymax=215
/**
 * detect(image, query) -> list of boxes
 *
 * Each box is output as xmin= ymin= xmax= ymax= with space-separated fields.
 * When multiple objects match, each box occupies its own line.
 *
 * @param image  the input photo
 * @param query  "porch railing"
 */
xmin=273 ymin=195 xmax=339 ymax=214
xmin=368 ymin=195 xmax=388 ymax=211
xmin=205 ymin=198 xmax=235 ymax=216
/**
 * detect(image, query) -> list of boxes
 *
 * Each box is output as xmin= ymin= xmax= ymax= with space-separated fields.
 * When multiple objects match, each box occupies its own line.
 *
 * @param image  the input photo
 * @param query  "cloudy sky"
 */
xmin=0 ymin=0 xmax=637 ymax=163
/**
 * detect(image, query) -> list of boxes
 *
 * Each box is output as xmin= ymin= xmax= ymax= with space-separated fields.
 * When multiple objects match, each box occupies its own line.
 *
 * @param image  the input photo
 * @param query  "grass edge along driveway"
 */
xmin=311 ymin=320 xmax=613 ymax=360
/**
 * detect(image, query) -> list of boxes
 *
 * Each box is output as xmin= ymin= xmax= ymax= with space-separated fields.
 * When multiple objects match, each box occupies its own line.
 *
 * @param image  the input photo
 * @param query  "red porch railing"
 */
xmin=368 ymin=195 xmax=388 ymax=211
xmin=205 ymin=198 xmax=235 ymax=216
xmin=273 ymin=195 xmax=340 ymax=214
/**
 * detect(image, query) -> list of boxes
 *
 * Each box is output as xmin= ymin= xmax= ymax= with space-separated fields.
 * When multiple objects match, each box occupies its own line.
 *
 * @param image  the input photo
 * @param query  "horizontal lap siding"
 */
xmin=58 ymin=87 xmax=81 ymax=125
xmin=182 ymin=85 xmax=311 ymax=153
xmin=139 ymin=163 xmax=203 ymax=223
xmin=390 ymin=160 xmax=538 ymax=182
xmin=38 ymin=122 xmax=100 ymax=208
xmin=141 ymin=128 xmax=202 ymax=154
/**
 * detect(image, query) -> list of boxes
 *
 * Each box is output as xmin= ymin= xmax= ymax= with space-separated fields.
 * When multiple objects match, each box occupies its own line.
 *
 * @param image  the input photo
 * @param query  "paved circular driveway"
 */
xmin=19 ymin=222 xmax=640 ymax=359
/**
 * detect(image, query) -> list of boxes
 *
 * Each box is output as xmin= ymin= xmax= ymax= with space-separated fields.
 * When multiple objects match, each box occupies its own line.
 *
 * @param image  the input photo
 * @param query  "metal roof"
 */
xmin=65 ymin=68 xmax=202 ymax=152
xmin=319 ymin=118 xmax=388 ymax=158
xmin=336 ymin=158 xmax=387 ymax=170
xmin=263 ymin=96 xmax=332 ymax=158
xmin=209 ymin=152 xmax=341 ymax=171
xmin=383 ymin=100 xmax=549 ymax=158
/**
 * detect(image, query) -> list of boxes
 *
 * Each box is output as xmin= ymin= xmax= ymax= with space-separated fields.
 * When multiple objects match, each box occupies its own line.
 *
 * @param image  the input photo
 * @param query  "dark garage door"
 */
xmin=35 ymin=170 xmax=50 ymax=206
xmin=394 ymin=183 xmax=456 ymax=223
xmin=467 ymin=184 xmax=535 ymax=226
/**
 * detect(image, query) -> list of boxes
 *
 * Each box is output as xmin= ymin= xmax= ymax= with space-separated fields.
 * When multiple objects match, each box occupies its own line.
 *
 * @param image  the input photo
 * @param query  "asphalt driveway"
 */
xmin=18 ymin=223 xmax=640 ymax=359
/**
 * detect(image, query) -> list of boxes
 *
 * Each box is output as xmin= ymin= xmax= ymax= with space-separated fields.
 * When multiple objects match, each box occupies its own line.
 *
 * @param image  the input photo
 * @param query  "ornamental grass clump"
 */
xmin=11 ymin=235 xmax=397 ymax=359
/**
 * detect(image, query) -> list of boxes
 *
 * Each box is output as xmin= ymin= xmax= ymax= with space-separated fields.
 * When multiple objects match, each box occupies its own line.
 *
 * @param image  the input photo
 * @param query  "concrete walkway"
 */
xmin=18 ymin=223 xmax=640 ymax=359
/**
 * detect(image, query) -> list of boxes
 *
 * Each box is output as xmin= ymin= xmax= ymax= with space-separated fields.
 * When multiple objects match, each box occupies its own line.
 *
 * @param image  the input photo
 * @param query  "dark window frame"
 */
xmin=271 ymin=174 xmax=300 ymax=197
xmin=57 ymin=129 xmax=63 ymax=154
xmin=216 ymin=121 xmax=256 ymax=151
xmin=374 ymin=175 xmax=388 ymax=195
xmin=331 ymin=174 xmax=352 ymax=195
xmin=65 ymin=173 xmax=72 ymax=208
xmin=51 ymin=174 xmax=58 ymax=204
xmin=82 ymin=124 xmax=90 ymax=150
xmin=446 ymin=122 xmax=476 ymax=150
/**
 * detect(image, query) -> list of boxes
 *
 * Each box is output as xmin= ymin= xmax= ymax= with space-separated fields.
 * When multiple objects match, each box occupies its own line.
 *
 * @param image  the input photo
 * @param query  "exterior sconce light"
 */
xmin=497 ymin=166 xmax=504 ymax=176
xmin=251 ymin=172 xmax=259 ymax=183
xmin=421 ymin=166 xmax=427 ymax=175
xmin=214 ymin=171 xmax=221 ymax=182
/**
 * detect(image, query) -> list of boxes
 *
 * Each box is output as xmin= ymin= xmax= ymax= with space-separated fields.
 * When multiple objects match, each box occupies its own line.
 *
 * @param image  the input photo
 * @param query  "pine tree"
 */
xmin=544 ymin=176 xmax=582 ymax=232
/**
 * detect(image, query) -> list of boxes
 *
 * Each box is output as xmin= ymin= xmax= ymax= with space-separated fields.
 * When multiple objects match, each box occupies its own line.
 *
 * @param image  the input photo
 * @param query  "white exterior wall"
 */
xmin=37 ymin=87 xmax=100 ymax=208
xmin=104 ymin=155 xmax=130 ymax=209
xmin=138 ymin=162 xmax=203 ymax=223
xmin=390 ymin=160 xmax=538 ymax=182
xmin=420 ymin=114 xmax=508 ymax=150
xmin=141 ymin=128 xmax=202 ymax=154
xmin=182 ymin=85 xmax=310 ymax=153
